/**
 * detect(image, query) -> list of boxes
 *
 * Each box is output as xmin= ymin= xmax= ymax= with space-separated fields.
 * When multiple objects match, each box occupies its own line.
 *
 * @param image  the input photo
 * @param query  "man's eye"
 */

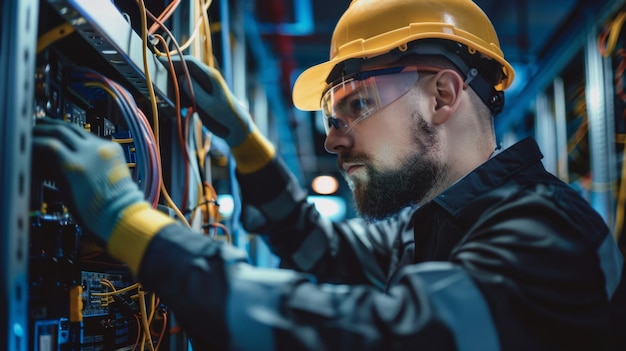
xmin=348 ymin=97 xmax=374 ymax=116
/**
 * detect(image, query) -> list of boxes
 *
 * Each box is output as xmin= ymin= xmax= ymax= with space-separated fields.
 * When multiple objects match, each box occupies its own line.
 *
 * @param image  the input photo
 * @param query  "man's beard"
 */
xmin=345 ymin=115 xmax=446 ymax=221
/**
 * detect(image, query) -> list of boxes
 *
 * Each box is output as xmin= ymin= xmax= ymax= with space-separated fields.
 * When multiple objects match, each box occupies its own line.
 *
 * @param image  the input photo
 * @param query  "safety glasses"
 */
xmin=321 ymin=66 xmax=441 ymax=135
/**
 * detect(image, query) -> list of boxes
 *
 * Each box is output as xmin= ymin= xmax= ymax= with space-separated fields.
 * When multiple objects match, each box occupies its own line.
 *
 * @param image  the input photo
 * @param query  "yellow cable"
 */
xmin=192 ymin=0 xmax=201 ymax=57
xmin=147 ymin=293 xmax=158 ymax=343
xmin=112 ymin=138 xmax=135 ymax=144
xmin=137 ymin=0 xmax=190 ymax=227
xmin=138 ymin=288 xmax=156 ymax=351
xmin=196 ymin=118 xmax=210 ymax=169
xmin=138 ymin=0 xmax=160 ymax=145
xmin=189 ymin=122 xmax=204 ymax=224
xmin=199 ymin=0 xmax=215 ymax=67
xmin=133 ymin=0 xmax=219 ymax=231
xmin=600 ymin=11 xmax=626 ymax=57
xmin=100 ymin=279 xmax=116 ymax=291
xmin=37 ymin=22 xmax=75 ymax=54
xmin=614 ymin=135 xmax=626 ymax=240
xmin=91 ymin=283 xmax=141 ymax=296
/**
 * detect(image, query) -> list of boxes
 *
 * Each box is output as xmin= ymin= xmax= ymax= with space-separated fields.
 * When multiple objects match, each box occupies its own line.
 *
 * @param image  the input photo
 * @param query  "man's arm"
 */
xmin=30 ymin=117 xmax=486 ymax=350
xmin=173 ymin=57 xmax=410 ymax=287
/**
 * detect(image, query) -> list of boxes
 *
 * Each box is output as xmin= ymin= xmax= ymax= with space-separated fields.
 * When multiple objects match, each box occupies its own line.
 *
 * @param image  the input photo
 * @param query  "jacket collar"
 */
xmin=432 ymin=137 xmax=544 ymax=216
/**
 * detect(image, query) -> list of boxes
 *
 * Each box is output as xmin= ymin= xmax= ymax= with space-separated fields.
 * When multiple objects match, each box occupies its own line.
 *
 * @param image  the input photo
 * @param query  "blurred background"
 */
xmin=2 ymin=0 xmax=626 ymax=349
xmin=229 ymin=0 xmax=626 ymax=233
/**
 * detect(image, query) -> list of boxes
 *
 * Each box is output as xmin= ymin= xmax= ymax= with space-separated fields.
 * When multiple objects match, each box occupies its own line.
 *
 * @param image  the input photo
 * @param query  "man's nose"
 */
xmin=324 ymin=127 xmax=353 ymax=154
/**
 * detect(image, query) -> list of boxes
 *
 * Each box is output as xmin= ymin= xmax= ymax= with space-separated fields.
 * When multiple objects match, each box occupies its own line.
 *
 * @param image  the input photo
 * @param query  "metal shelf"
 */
xmin=47 ymin=0 xmax=175 ymax=114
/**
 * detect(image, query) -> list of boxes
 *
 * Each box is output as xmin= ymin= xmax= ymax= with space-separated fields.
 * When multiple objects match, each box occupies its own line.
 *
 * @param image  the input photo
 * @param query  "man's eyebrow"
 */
xmin=333 ymin=86 xmax=364 ymax=112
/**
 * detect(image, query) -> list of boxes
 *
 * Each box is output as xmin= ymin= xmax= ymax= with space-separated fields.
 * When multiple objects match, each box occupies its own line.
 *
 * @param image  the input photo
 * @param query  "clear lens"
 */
xmin=321 ymin=68 xmax=420 ymax=135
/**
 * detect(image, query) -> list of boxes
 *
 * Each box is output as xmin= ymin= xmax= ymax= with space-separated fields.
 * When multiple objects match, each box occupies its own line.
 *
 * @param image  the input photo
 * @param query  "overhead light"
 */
xmin=311 ymin=175 xmax=339 ymax=195
xmin=216 ymin=194 xmax=235 ymax=219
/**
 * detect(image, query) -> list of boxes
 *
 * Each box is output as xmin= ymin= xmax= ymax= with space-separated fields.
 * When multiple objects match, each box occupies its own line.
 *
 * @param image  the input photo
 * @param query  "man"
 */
xmin=32 ymin=0 xmax=625 ymax=350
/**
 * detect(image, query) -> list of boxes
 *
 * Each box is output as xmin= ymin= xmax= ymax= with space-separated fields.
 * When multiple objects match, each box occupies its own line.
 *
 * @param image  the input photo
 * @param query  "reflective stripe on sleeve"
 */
xmin=597 ymin=233 xmax=624 ymax=299
xmin=226 ymin=265 xmax=313 ymax=350
xmin=258 ymin=182 xmax=308 ymax=222
xmin=402 ymin=262 xmax=500 ymax=351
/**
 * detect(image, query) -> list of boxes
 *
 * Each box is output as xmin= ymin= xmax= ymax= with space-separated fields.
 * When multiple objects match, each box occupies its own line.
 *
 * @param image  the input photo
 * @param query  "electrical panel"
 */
xmin=10 ymin=0 xmax=231 ymax=349
xmin=2 ymin=0 xmax=243 ymax=345
xmin=29 ymin=15 xmax=173 ymax=351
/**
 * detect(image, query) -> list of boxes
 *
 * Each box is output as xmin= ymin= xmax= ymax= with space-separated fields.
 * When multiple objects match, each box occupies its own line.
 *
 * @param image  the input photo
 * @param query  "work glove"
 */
xmin=169 ymin=55 xmax=275 ymax=173
xmin=31 ymin=117 xmax=148 ymax=243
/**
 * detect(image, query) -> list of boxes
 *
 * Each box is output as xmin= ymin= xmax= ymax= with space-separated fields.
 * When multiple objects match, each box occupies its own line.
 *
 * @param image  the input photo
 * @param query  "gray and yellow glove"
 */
xmin=170 ymin=56 xmax=275 ymax=173
xmin=32 ymin=118 xmax=175 ymax=273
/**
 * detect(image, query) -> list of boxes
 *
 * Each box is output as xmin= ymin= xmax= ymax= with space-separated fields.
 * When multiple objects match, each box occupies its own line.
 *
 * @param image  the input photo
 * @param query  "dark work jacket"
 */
xmin=140 ymin=137 xmax=626 ymax=351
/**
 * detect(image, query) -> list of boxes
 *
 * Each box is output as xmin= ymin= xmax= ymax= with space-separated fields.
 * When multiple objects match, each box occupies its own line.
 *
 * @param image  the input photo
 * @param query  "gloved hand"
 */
xmin=32 ymin=117 xmax=147 ymax=243
xmin=168 ymin=56 xmax=275 ymax=173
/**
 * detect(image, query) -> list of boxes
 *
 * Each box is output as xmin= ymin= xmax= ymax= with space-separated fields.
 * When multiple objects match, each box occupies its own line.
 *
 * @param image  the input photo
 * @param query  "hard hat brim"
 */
xmin=292 ymin=31 xmax=515 ymax=111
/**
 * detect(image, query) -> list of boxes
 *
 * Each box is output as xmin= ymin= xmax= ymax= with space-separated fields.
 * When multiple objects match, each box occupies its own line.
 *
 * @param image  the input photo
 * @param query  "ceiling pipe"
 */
xmin=242 ymin=0 xmax=305 ymax=184
xmin=256 ymin=0 xmax=314 ymax=36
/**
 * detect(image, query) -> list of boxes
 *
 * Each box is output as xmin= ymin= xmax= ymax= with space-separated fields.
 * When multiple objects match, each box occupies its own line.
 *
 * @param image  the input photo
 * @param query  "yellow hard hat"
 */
xmin=292 ymin=0 xmax=515 ymax=111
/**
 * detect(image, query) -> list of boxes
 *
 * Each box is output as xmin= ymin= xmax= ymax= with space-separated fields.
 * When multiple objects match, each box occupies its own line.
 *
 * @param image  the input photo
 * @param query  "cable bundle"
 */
xmin=74 ymin=67 xmax=163 ymax=208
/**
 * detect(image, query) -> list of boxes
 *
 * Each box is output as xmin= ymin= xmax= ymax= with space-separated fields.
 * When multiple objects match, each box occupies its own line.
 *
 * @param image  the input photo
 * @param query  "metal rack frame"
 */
xmin=1 ymin=0 xmax=39 ymax=349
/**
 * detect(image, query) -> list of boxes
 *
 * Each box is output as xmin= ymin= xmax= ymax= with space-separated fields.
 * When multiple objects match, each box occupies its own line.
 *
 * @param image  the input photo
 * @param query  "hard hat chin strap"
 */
xmin=326 ymin=39 xmax=505 ymax=116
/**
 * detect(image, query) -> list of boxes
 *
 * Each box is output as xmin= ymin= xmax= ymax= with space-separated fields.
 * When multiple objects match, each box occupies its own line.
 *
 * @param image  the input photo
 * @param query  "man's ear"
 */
xmin=432 ymin=69 xmax=465 ymax=125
